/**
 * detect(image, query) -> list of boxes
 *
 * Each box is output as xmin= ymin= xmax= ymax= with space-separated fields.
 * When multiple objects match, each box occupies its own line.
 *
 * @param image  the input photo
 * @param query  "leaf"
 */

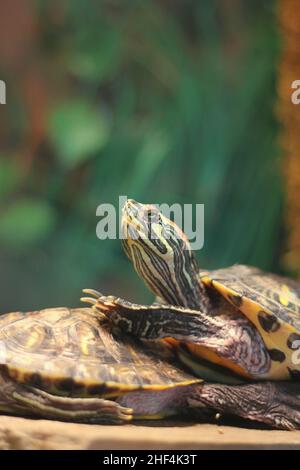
xmin=48 ymin=100 xmax=109 ymax=169
xmin=0 ymin=199 xmax=56 ymax=248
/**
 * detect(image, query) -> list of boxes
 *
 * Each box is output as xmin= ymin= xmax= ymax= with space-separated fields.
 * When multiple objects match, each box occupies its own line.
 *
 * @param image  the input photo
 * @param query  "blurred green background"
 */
xmin=0 ymin=0 xmax=283 ymax=312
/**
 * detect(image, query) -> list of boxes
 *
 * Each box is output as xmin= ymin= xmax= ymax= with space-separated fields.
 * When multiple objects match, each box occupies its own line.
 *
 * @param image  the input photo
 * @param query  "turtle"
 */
xmin=82 ymin=199 xmax=300 ymax=390
xmin=1 ymin=307 xmax=300 ymax=429
xmin=0 ymin=306 xmax=205 ymax=423
xmin=2 ymin=203 xmax=300 ymax=430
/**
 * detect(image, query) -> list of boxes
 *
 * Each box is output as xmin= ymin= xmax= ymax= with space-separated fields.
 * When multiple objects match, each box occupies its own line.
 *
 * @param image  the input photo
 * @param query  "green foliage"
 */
xmin=67 ymin=22 xmax=122 ymax=82
xmin=0 ymin=199 xmax=56 ymax=249
xmin=0 ymin=0 xmax=282 ymax=312
xmin=49 ymin=100 xmax=110 ymax=168
xmin=0 ymin=160 xmax=22 ymax=198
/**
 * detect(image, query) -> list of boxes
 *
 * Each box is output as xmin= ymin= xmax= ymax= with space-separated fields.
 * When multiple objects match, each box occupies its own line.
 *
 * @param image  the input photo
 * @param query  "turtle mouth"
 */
xmin=121 ymin=199 xmax=160 ymax=242
xmin=122 ymin=199 xmax=140 ymax=217
xmin=122 ymin=199 xmax=154 ymax=223
xmin=122 ymin=200 xmax=142 ymax=235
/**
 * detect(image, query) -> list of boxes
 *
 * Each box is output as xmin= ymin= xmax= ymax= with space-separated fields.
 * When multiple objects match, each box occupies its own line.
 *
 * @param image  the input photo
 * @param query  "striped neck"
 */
xmin=122 ymin=200 xmax=210 ymax=311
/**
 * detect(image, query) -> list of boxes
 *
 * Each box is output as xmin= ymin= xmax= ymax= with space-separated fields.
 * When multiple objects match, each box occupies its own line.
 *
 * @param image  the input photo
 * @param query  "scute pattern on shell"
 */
xmin=0 ymin=307 xmax=199 ymax=395
xmin=200 ymin=264 xmax=300 ymax=380
xmin=201 ymin=265 xmax=300 ymax=330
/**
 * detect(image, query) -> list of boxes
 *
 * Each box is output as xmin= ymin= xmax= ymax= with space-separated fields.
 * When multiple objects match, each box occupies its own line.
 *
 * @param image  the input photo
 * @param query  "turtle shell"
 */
xmin=201 ymin=264 xmax=300 ymax=380
xmin=0 ymin=307 xmax=199 ymax=397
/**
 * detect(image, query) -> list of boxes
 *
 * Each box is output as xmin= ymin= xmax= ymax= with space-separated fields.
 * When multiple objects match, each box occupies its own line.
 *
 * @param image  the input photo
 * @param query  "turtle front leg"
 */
xmin=81 ymin=290 xmax=270 ymax=379
xmin=188 ymin=381 xmax=300 ymax=430
xmin=81 ymin=289 xmax=212 ymax=341
xmin=0 ymin=372 xmax=132 ymax=423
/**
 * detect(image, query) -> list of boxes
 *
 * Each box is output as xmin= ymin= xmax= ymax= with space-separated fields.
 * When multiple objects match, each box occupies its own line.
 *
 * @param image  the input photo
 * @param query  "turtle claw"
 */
xmin=81 ymin=289 xmax=119 ymax=314
xmin=94 ymin=296 xmax=118 ymax=312
xmin=120 ymin=407 xmax=134 ymax=419
xmin=81 ymin=289 xmax=110 ymax=308
xmin=80 ymin=296 xmax=98 ymax=306
xmin=82 ymin=288 xmax=102 ymax=298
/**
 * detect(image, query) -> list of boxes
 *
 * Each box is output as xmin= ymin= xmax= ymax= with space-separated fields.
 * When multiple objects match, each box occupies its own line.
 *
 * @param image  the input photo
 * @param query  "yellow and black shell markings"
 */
xmin=201 ymin=265 xmax=300 ymax=381
xmin=0 ymin=307 xmax=200 ymax=397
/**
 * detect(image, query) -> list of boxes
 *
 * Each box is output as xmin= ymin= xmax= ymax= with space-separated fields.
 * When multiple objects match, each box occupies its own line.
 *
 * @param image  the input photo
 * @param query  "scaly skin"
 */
xmin=190 ymin=381 xmax=300 ymax=430
xmin=0 ymin=368 xmax=132 ymax=423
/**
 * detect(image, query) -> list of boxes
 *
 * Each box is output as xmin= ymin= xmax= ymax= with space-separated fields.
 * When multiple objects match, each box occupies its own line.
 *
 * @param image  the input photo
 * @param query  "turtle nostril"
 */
xmin=123 ymin=199 xmax=142 ymax=217
xmin=126 ymin=199 xmax=136 ymax=205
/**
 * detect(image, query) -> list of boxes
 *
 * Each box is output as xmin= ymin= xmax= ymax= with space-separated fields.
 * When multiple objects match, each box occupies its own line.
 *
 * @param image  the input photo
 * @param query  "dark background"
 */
xmin=0 ymin=0 xmax=286 ymax=312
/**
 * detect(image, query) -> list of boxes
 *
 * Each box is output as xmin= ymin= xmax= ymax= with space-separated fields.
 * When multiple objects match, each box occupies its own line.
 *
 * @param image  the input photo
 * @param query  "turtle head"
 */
xmin=121 ymin=199 xmax=208 ymax=310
